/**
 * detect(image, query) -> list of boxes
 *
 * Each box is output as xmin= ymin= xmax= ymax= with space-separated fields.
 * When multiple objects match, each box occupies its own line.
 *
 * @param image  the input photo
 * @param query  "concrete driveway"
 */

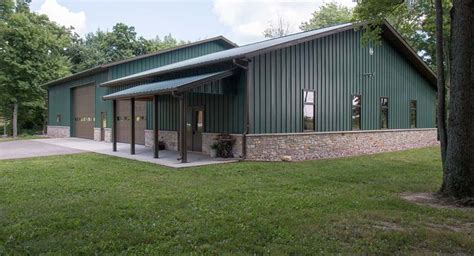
xmin=0 ymin=138 xmax=238 ymax=168
xmin=0 ymin=140 xmax=84 ymax=160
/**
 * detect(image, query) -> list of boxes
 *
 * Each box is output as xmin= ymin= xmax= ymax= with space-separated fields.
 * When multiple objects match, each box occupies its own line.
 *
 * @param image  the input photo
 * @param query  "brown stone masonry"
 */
xmin=145 ymin=130 xmax=243 ymax=157
xmin=245 ymin=129 xmax=438 ymax=161
xmin=47 ymin=126 xmax=70 ymax=138
xmin=202 ymin=133 xmax=243 ymax=158
xmin=145 ymin=130 xmax=178 ymax=151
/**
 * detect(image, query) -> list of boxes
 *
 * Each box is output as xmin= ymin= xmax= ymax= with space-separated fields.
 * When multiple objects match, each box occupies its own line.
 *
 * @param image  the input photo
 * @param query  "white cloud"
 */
xmin=37 ymin=0 xmax=87 ymax=34
xmin=213 ymin=0 xmax=356 ymax=44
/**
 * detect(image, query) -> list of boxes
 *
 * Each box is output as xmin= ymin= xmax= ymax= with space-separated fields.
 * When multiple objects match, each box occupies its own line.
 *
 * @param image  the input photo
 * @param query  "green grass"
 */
xmin=0 ymin=147 xmax=472 ymax=254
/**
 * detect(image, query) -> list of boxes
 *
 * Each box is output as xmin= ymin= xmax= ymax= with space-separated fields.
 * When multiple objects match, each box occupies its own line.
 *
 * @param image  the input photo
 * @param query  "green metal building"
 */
xmin=47 ymin=21 xmax=438 ymax=162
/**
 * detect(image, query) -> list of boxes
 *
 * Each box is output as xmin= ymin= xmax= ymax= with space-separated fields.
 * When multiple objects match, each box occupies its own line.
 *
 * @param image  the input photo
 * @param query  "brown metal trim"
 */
xmin=178 ymin=93 xmax=188 ymax=163
xmin=242 ymin=60 xmax=251 ymax=159
xmin=153 ymin=95 xmax=159 ymax=158
xmin=130 ymin=98 xmax=136 ymax=155
xmin=112 ymin=100 xmax=117 ymax=152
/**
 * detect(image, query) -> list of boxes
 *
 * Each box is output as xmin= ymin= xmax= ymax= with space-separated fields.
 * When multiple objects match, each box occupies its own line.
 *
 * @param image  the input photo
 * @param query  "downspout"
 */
xmin=172 ymin=90 xmax=187 ymax=163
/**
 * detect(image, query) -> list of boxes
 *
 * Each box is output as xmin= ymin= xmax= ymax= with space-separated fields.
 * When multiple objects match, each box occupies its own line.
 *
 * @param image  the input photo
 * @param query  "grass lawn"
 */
xmin=0 ymin=147 xmax=472 ymax=254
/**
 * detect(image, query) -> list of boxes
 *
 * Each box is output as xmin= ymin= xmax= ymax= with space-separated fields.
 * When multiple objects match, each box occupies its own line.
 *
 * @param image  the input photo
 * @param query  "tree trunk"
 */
xmin=441 ymin=0 xmax=474 ymax=198
xmin=434 ymin=0 xmax=447 ymax=172
xmin=12 ymin=101 xmax=18 ymax=138
xmin=3 ymin=118 xmax=6 ymax=136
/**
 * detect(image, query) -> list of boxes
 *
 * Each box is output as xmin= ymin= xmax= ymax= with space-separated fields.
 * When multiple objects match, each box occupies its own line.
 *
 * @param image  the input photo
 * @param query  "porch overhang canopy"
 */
xmin=102 ymin=69 xmax=235 ymax=100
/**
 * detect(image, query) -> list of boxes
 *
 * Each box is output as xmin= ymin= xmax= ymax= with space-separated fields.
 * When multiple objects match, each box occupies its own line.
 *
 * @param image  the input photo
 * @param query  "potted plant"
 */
xmin=210 ymin=142 xmax=218 ymax=158
xmin=214 ymin=134 xmax=235 ymax=158
xmin=158 ymin=140 xmax=166 ymax=150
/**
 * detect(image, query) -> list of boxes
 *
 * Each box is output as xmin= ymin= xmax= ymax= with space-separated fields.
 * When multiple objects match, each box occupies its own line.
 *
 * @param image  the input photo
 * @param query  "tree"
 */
xmin=263 ymin=17 xmax=291 ymax=38
xmin=0 ymin=1 xmax=72 ymax=136
xmin=354 ymin=0 xmax=474 ymax=200
xmin=66 ymin=25 xmax=186 ymax=73
xmin=441 ymin=0 xmax=473 ymax=200
xmin=300 ymin=2 xmax=353 ymax=31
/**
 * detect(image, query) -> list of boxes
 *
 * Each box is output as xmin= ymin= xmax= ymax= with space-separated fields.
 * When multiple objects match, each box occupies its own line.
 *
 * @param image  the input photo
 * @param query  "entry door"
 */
xmin=186 ymin=107 xmax=204 ymax=152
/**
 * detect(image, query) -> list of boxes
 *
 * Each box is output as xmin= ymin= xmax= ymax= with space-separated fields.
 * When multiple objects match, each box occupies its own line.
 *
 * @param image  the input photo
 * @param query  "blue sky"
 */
xmin=30 ymin=0 xmax=356 ymax=45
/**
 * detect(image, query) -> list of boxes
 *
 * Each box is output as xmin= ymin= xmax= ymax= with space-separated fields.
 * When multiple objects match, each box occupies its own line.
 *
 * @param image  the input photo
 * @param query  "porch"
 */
xmin=102 ymin=68 xmax=246 ymax=164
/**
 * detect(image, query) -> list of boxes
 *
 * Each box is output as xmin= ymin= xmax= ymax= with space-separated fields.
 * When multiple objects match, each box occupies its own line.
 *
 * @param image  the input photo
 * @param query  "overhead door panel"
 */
xmin=73 ymin=85 xmax=95 ymax=139
xmin=116 ymin=100 xmax=146 ymax=145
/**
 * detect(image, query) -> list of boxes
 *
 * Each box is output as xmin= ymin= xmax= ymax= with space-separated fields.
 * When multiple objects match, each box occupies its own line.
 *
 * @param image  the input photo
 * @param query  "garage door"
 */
xmin=72 ymin=85 xmax=95 ymax=139
xmin=116 ymin=100 xmax=146 ymax=145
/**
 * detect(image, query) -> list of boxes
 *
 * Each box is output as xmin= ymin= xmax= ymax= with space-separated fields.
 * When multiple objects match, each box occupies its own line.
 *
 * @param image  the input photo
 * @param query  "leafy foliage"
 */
xmin=353 ymin=0 xmax=451 ymax=68
xmin=300 ymin=2 xmax=353 ymax=31
xmin=0 ymin=1 xmax=72 ymax=133
xmin=67 ymin=24 xmax=188 ymax=73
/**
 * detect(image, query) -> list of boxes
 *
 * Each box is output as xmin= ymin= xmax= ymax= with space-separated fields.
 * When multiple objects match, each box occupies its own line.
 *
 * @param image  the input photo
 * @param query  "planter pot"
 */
xmin=210 ymin=149 xmax=217 ymax=158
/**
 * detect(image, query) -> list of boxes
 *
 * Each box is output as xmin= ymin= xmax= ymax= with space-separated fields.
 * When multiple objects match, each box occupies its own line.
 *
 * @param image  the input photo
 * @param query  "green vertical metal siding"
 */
xmin=249 ymin=29 xmax=436 ymax=134
xmin=143 ymin=72 xmax=245 ymax=133
xmin=109 ymin=42 xmax=231 ymax=80
xmin=48 ymin=40 xmax=232 ymax=132
xmin=47 ymin=71 xmax=109 ymax=136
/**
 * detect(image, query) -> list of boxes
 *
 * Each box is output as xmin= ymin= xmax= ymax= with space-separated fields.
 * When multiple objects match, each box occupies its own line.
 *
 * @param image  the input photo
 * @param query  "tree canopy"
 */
xmin=353 ymin=0 xmax=451 ymax=69
xmin=67 ymin=23 xmax=188 ymax=73
xmin=300 ymin=2 xmax=353 ymax=31
xmin=0 ymin=2 xmax=72 ymax=133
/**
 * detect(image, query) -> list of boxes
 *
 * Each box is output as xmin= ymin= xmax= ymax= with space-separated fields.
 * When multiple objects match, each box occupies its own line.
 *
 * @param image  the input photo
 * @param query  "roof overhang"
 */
xmin=102 ymin=69 xmax=236 ymax=101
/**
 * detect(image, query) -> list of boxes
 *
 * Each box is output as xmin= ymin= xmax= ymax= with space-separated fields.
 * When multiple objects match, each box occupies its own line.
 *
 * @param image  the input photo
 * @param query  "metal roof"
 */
xmin=101 ymin=21 xmax=437 ymax=88
xmin=102 ymin=69 xmax=235 ymax=100
xmin=44 ymin=36 xmax=237 ymax=87
xmin=101 ymin=23 xmax=355 ymax=87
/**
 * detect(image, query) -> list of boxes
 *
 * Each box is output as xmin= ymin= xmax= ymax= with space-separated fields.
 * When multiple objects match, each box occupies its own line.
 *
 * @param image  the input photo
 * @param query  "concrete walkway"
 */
xmin=1 ymin=138 xmax=239 ymax=168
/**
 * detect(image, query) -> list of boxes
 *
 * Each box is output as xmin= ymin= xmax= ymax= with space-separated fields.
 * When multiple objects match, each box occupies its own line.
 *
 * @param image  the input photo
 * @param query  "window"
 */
xmin=410 ymin=100 xmax=417 ymax=128
xmin=195 ymin=110 xmax=204 ymax=133
xmin=56 ymin=114 xmax=61 ymax=123
xmin=380 ymin=97 xmax=389 ymax=129
xmin=351 ymin=95 xmax=361 ymax=130
xmin=303 ymin=90 xmax=315 ymax=131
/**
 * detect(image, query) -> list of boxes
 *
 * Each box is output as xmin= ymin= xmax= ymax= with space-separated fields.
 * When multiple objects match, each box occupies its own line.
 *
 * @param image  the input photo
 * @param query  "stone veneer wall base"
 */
xmin=145 ymin=130 xmax=178 ymax=151
xmin=93 ymin=128 xmax=112 ymax=142
xmin=202 ymin=133 xmax=243 ymax=158
xmin=245 ymin=129 xmax=438 ymax=161
xmin=93 ymin=128 xmax=101 ymax=141
xmin=144 ymin=130 xmax=243 ymax=157
xmin=47 ymin=125 xmax=70 ymax=138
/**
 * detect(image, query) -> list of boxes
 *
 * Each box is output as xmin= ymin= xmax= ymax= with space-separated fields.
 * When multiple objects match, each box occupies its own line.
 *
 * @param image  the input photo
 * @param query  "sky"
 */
xmin=30 ymin=0 xmax=357 ymax=45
